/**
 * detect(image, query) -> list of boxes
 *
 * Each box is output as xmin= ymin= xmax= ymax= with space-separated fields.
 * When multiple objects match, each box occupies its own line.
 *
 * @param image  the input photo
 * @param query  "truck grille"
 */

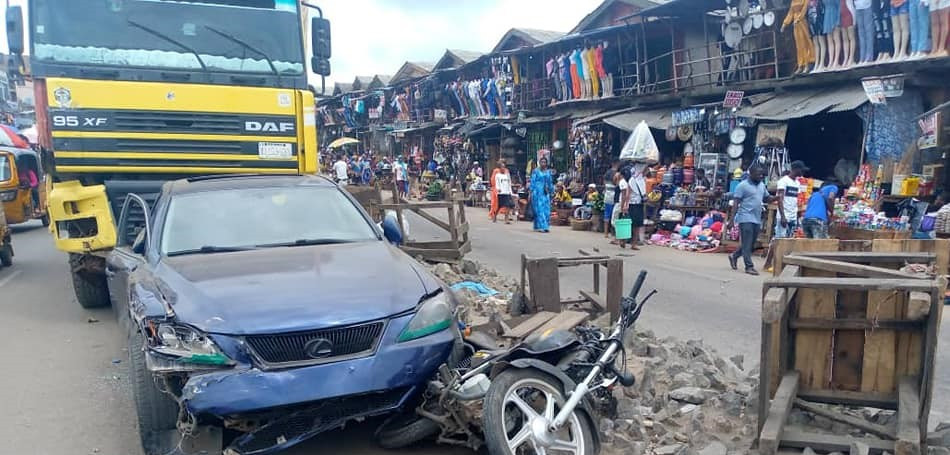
xmin=114 ymin=111 xmax=243 ymax=135
xmin=246 ymin=321 xmax=386 ymax=366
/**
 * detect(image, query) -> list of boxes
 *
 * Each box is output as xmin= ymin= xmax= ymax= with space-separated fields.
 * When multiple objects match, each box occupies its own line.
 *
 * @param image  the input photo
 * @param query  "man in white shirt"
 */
xmin=493 ymin=160 xmax=514 ymax=224
xmin=775 ymin=160 xmax=808 ymax=238
xmin=394 ymin=157 xmax=408 ymax=199
xmin=333 ymin=155 xmax=349 ymax=186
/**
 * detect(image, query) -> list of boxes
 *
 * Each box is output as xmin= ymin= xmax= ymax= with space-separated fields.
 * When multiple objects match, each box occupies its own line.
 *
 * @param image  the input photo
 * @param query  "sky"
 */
xmin=0 ymin=0 xmax=605 ymax=84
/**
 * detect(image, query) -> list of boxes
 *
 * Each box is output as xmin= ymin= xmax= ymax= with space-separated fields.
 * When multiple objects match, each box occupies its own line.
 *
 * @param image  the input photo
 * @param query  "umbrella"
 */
xmin=328 ymin=137 xmax=359 ymax=148
xmin=21 ymin=125 xmax=38 ymax=144
xmin=0 ymin=125 xmax=28 ymax=148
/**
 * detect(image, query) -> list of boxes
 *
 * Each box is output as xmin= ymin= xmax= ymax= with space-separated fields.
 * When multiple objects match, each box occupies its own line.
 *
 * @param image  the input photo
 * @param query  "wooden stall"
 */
xmin=377 ymin=200 xmax=471 ymax=263
xmin=758 ymin=239 xmax=948 ymax=455
xmin=519 ymin=249 xmax=624 ymax=322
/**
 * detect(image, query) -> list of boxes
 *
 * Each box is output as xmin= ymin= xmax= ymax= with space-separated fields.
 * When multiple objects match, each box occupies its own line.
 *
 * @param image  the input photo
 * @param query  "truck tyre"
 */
xmin=40 ymin=214 xmax=50 ymax=227
xmin=129 ymin=329 xmax=180 ymax=455
xmin=71 ymin=269 xmax=109 ymax=308
xmin=375 ymin=412 xmax=440 ymax=449
xmin=0 ymin=240 xmax=12 ymax=267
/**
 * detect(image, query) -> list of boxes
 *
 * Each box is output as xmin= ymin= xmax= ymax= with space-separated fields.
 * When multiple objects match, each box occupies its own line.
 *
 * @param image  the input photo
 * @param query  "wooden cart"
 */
xmin=758 ymin=239 xmax=948 ymax=455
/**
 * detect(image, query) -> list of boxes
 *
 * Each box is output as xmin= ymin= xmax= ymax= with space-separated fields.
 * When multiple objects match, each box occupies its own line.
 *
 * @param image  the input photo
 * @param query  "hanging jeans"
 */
xmin=909 ymin=0 xmax=931 ymax=52
xmin=856 ymin=7 xmax=876 ymax=61
xmin=729 ymin=222 xmax=761 ymax=270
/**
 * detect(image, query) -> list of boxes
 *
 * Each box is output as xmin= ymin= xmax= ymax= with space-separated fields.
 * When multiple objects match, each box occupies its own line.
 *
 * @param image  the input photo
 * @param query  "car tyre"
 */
xmin=129 ymin=329 xmax=180 ymax=455
xmin=375 ymin=412 xmax=441 ymax=449
xmin=71 ymin=269 xmax=110 ymax=308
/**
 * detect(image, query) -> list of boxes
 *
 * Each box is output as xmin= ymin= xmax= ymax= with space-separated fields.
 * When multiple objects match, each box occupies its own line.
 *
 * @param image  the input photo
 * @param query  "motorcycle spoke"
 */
xmin=530 ymin=440 xmax=547 ymax=455
xmin=550 ymin=437 xmax=579 ymax=453
xmin=507 ymin=393 xmax=540 ymax=420
xmin=543 ymin=390 xmax=556 ymax=420
xmin=507 ymin=425 xmax=532 ymax=451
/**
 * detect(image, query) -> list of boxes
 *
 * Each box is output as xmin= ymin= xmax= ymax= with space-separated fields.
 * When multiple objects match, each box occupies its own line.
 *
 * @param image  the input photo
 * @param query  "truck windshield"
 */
xmin=0 ymin=155 xmax=10 ymax=182
xmin=161 ymin=186 xmax=379 ymax=256
xmin=31 ymin=0 xmax=305 ymax=76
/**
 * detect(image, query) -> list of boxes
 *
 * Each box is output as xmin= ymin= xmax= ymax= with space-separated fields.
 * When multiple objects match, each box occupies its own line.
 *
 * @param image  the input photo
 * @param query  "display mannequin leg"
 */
xmin=938 ymin=8 xmax=950 ymax=56
xmin=813 ymin=36 xmax=824 ymax=70
xmin=829 ymin=27 xmax=842 ymax=67
xmin=930 ymin=8 xmax=943 ymax=55
xmin=844 ymin=26 xmax=857 ymax=65
xmin=819 ymin=34 xmax=829 ymax=69
xmin=893 ymin=13 xmax=909 ymax=58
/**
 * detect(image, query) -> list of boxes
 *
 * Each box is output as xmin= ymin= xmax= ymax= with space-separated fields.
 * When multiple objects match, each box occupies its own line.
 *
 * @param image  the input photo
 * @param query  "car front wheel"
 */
xmin=129 ymin=329 xmax=180 ymax=455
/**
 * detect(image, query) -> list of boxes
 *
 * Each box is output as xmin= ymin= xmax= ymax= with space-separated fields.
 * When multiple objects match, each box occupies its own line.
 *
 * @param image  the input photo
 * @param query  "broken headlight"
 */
xmin=149 ymin=323 xmax=233 ymax=366
xmin=397 ymin=291 xmax=455 ymax=342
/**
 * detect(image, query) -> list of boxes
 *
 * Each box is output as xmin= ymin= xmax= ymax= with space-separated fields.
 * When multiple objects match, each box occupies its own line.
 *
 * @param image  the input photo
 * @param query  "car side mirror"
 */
xmin=132 ymin=229 xmax=147 ymax=255
xmin=5 ymin=6 xmax=24 ymax=55
xmin=381 ymin=212 xmax=403 ymax=245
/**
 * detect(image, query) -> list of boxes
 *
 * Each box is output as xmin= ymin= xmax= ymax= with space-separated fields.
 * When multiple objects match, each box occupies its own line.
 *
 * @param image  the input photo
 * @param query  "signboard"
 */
xmin=723 ymin=90 xmax=745 ymax=108
xmin=861 ymin=79 xmax=887 ymax=105
xmin=671 ymin=108 xmax=704 ymax=127
xmin=368 ymin=109 xmax=380 ymax=119
xmin=755 ymin=122 xmax=788 ymax=146
xmin=918 ymin=111 xmax=941 ymax=150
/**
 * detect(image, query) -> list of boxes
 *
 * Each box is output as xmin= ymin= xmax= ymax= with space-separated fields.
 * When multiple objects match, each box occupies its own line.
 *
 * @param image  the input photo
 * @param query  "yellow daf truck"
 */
xmin=6 ymin=0 xmax=331 ymax=308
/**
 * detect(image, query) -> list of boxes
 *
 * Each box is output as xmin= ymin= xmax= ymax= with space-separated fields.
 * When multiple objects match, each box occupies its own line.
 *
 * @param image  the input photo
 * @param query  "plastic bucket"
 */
xmin=615 ymin=218 xmax=632 ymax=240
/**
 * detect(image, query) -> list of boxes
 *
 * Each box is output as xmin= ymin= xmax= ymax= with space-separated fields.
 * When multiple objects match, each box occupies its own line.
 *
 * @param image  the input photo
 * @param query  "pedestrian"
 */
xmin=613 ymin=168 xmax=631 ymax=245
xmin=775 ymin=161 xmax=808 ymax=238
xmin=530 ymin=157 xmax=554 ymax=232
xmin=585 ymin=183 xmax=599 ymax=204
xmin=489 ymin=161 xmax=504 ymax=220
xmin=394 ymin=156 xmax=409 ymax=199
xmin=333 ymin=155 xmax=349 ymax=186
xmin=802 ymin=179 xmax=840 ymax=238
xmin=624 ymin=163 xmax=647 ymax=250
xmin=492 ymin=159 xmax=514 ymax=224
xmin=727 ymin=165 xmax=772 ymax=275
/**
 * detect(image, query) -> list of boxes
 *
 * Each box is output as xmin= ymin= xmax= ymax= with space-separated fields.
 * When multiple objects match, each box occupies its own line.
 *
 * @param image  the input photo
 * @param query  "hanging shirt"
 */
xmin=776 ymin=175 xmax=801 ymax=220
xmin=571 ymin=49 xmax=585 ymax=79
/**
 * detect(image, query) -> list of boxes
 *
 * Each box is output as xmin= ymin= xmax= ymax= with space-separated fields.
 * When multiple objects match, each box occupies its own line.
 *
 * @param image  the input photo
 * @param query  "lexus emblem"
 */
xmin=303 ymin=338 xmax=333 ymax=359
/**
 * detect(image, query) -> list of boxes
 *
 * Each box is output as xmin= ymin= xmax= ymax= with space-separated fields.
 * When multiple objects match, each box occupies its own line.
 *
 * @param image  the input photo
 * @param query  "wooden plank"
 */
xmin=832 ymin=288 xmax=867 ymax=391
xmin=797 ymin=388 xmax=898 ymax=409
xmin=758 ymin=371 xmax=800 ymax=455
xmin=793 ymin=399 xmax=896 ymax=440
xmin=794 ymin=251 xmax=936 ymax=263
xmin=525 ymin=258 xmax=561 ymax=313
xmin=906 ymin=291 xmax=931 ymax=320
xmin=919 ymin=279 xmax=946 ymax=437
xmin=533 ymin=310 xmax=589 ymax=335
xmin=862 ymin=241 xmax=904 ymax=393
xmin=794 ymin=270 xmax=837 ymax=392
xmin=879 ymin=241 xmax=931 ymax=390
xmin=789 ymin=318 xmax=923 ymax=330
xmin=606 ymin=259 xmax=623 ymax=322
xmin=851 ymin=441 xmax=871 ymax=455
xmin=783 ymin=255 xmax=923 ymax=278
xmin=503 ymin=311 xmax=557 ymax=338
xmin=578 ymin=289 xmax=606 ymax=311
xmin=415 ymin=206 xmax=453 ymax=233
xmin=455 ymin=221 xmax=470 ymax=238
xmin=780 ymin=430 xmax=895 ymax=454
xmin=447 ymin=204 xmax=458 ymax=248
xmin=896 ymin=376 xmax=921 ymax=455
xmin=556 ymin=257 xmax=611 ymax=267
xmin=758 ymin=321 xmax=774 ymax=439
xmin=378 ymin=201 xmax=454 ymax=209
xmin=765 ymin=277 xmax=934 ymax=292
xmin=772 ymin=239 xmax=842 ymax=275
xmin=763 ymin=266 xmax=800 ymax=323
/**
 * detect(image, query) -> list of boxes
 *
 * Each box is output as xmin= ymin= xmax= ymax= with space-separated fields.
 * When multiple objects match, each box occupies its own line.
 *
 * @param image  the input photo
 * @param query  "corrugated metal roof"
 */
xmin=737 ymin=85 xmax=868 ymax=120
xmin=574 ymin=106 xmax=642 ymax=125
xmin=601 ymin=108 xmax=672 ymax=131
xmin=518 ymin=113 xmax=571 ymax=124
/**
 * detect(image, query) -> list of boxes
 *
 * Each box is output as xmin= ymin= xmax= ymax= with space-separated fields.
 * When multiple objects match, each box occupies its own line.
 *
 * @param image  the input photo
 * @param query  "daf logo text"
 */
xmin=245 ymin=121 xmax=295 ymax=133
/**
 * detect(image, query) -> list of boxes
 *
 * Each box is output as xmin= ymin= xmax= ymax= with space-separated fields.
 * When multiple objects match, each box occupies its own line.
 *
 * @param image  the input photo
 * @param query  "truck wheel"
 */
xmin=129 ymin=329 xmax=180 ymax=455
xmin=40 ymin=214 xmax=50 ymax=227
xmin=0 ymin=243 xmax=12 ymax=267
xmin=71 ymin=269 xmax=109 ymax=309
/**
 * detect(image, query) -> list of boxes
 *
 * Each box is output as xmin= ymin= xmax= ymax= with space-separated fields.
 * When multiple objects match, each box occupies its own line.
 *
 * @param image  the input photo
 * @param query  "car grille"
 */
xmin=245 ymin=321 xmax=386 ymax=366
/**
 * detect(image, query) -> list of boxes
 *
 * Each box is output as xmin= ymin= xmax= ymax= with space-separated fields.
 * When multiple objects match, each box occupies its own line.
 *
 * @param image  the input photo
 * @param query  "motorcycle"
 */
xmin=377 ymin=270 xmax=657 ymax=455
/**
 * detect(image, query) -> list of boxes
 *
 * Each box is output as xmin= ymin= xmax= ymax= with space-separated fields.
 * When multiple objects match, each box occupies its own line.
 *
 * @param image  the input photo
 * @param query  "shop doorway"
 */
xmin=784 ymin=112 xmax=864 ymax=181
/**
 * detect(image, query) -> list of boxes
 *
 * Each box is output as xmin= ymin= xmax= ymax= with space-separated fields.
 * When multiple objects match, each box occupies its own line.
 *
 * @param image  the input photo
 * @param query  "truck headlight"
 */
xmin=397 ymin=292 xmax=455 ymax=342
xmin=0 ymin=190 xmax=16 ymax=202
xmin=149 ymin=323 xmax=233 ymax=366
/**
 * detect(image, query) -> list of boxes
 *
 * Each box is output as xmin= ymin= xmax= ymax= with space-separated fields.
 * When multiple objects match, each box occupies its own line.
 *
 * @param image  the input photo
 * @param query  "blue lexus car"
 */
xmin=105 ymin=174 xmax=458 ymax=455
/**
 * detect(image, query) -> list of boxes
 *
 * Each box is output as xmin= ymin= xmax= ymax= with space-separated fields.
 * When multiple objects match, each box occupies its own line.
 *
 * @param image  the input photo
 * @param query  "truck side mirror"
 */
xmin=311 ymin=17 xmax=331 ymax=59
xmin=311 ymin=57 xmax=331 ymax=77
xmin=5 ymin=6 xmax=24 ymax=55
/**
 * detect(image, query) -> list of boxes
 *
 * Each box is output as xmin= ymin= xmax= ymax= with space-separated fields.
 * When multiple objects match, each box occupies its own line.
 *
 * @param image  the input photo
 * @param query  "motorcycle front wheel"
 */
xmin=482 ymin=369 xmax=595 ymax=455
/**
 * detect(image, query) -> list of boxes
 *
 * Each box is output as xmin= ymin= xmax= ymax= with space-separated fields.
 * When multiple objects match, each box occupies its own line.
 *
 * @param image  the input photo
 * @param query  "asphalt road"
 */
xmin=1 ymin=208 xmax=949 ymax=454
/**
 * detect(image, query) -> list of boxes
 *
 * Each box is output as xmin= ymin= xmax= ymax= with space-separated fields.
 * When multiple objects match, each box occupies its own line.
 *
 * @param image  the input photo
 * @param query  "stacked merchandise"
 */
xmin=647 ymin=210 xmax=728 ymax=251
xmin=832 ymin=165 xmax=910 ymax=232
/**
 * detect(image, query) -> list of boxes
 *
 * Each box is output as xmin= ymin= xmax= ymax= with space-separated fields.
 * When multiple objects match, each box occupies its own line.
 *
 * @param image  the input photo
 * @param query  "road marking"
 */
xmin=0 ymin=270 xmax=22 ymax=288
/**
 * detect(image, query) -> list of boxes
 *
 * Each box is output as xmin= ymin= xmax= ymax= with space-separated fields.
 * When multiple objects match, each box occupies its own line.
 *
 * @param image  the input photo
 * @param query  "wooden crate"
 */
xmin=758 ymin=239 xmax=948 ymax=455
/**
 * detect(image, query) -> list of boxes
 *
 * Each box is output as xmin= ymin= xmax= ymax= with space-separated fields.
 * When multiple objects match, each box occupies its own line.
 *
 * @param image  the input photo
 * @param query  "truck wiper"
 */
xmin=127 ymin=20 xmax=208 ymax=72
xmin=203 ymin=25 xmax=280 ymax=78
xmin=166 ymin=245 xmax=257 ymax=257
xmin=258 ymin=238 xmax=354 ymax=248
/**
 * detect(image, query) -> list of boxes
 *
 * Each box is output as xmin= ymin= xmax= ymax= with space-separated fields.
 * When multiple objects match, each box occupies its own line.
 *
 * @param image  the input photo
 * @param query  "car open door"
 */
xmin=105 ymin=194 xmax=151 ymax=331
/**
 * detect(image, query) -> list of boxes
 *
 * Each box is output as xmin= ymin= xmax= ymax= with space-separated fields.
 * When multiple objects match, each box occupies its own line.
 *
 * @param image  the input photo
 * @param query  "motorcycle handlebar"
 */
xmin=628 ymin=270 xmax=647 ymax=300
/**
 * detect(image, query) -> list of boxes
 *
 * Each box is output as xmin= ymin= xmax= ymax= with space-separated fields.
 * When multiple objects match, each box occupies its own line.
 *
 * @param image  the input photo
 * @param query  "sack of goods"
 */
xmin=659 ymin=209 xmax=684 ymax=222
xmin=620 ymin=121 xmax=659 ymax=164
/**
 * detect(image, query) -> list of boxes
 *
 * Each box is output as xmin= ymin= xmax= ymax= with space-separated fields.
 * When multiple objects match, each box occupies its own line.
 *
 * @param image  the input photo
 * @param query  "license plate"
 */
xmin=258 ymin=142 xmax=292 ymax=159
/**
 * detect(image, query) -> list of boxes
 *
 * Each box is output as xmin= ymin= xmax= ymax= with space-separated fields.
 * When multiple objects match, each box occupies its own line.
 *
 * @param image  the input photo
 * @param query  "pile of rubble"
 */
xmin=422 ymin=259 xmax=950 ymax=455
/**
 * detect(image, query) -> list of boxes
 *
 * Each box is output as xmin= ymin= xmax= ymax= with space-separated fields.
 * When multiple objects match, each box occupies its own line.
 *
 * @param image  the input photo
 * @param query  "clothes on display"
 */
xmin=875 ymin=0 xmax=896 ymax=56
xmin=908 ymin=0 xmax=931 ymax=53
xmin=784 ymin=0 xmax=817 ymax=71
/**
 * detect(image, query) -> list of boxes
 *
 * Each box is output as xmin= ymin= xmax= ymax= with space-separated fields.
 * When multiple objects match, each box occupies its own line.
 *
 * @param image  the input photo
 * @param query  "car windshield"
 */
xmin=31 ymin=0 xmax=305 ymax=76
xmin=0 ymin=155 xmax=10 ymax=182
xmin=161 ymin=186 xmax=378 ymax=255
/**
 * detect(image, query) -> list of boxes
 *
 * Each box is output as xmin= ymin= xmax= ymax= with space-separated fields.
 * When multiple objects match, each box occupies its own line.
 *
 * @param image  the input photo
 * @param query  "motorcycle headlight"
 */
xmin=149 ymin=323 xmax=233 ymax=366
xmin=0 ymin=190 xmax=16 ymax=202
xmin=397 ymin=291 xmax=455 ymax=342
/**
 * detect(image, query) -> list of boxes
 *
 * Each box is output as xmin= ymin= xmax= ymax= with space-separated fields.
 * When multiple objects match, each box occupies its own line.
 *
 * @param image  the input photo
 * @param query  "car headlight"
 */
xmin=397 ymin=291 xmax=455 ymax=342
xmin=148 ymin=322 xmax=233 ymax=366
xmin=0 ymin=190 xmax=16 ymax=202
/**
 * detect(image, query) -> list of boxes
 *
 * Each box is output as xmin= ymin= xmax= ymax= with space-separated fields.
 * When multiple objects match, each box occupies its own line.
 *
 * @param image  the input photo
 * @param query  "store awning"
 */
xmin=601 ymin=108 xmax=672 ymax=131
xmin=574 ymin=106 xmax=640 ymax=125
xmin=517 ymin=113 xmax=570 ymax=124
xmin=737 ymin=85 xmax=869 ymax=120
